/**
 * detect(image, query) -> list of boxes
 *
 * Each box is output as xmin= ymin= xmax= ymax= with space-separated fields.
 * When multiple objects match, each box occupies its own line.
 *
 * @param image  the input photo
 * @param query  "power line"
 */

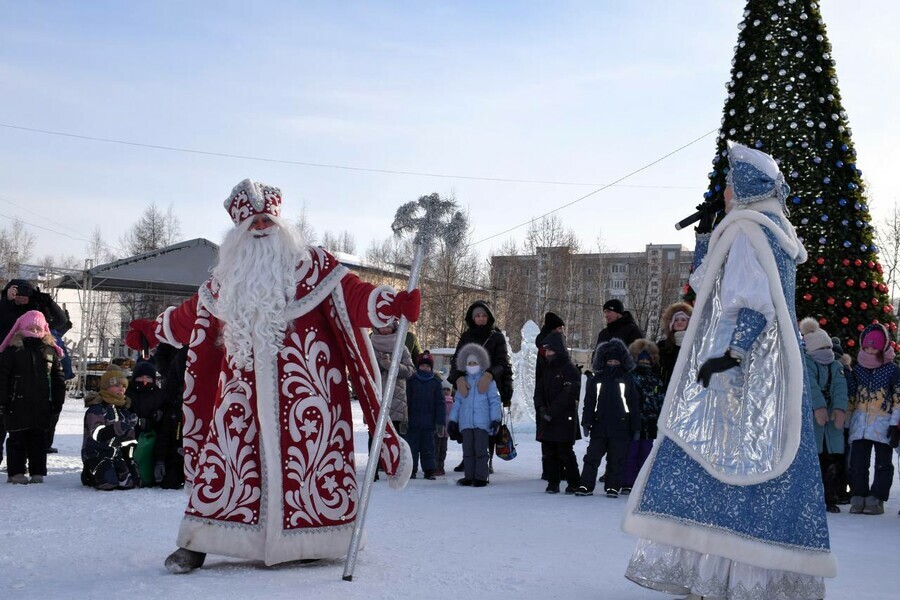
xmin=0 ymin=211 xmax=92 ymax=243
xmin=0 ymin=122 xmax=702 ymax=190
xmin=470 ymin=128 xmax=718 ymax=246
xmin=0 ymin=195 xmax=94 ymax=243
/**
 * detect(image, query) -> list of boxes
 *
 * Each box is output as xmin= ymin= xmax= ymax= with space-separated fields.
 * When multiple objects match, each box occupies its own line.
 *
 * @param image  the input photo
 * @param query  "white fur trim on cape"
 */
xmin=658 ymin=209 xmax=806 ymax=486
xmin=158 ymin=306 xmax=182 ymax=347
xmin=386 ymin=437 xmax=413 ymax=490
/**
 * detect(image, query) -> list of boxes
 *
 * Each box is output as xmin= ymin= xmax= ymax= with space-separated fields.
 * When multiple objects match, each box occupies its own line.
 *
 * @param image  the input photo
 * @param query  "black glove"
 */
xmin=490 ymin=420 xmax=501 ymax=436
xmin=889 ymin=425 xmax=900 ymax=449
xmin=447 ymin=421 xmax=460 ymax=440
xmin=96 ymin=426 xmax=117 ymax=443
xmin=695 ymin=202 xmax=715 ymax=235
xmin=697 ymin=353 xmax=740 ymax=387
xmin=540 ymin=408 xmax=552 ymax=423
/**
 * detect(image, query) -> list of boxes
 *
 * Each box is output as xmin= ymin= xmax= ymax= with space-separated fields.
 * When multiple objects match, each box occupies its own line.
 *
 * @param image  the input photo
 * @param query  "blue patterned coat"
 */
xmin=623 ymin=207 xmax=835 ymax=579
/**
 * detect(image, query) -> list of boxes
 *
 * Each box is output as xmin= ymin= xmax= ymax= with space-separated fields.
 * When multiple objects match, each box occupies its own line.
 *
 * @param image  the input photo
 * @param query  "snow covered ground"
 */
xmin=2 ymin=397 xmax=899 ymax=600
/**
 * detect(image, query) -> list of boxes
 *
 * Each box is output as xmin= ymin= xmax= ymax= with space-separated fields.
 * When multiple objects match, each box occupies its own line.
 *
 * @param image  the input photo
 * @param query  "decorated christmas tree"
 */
xmin=697 ymin=0 xmax=895 ymax=350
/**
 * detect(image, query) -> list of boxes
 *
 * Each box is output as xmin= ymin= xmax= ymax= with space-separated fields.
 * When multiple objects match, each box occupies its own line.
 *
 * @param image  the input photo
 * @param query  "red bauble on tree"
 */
xmin=860 ymin=302 xmax=868 ymax=310
xmin=819 ymin=318 xmax=827 ymax=326
xmin=844 ymin=300 xmax=853 ymax=309
xmin=841 ymin=316 xmax=849 ymax=325
xmin=827 ymin=297 xmax=835 ymax=305
xmin=860 ymin=281 xmax=868 ymax=289
xmin=846 ymin=279 xmax=854 ymax=287
xmin=826 ymin=281 xmax=835 ymax=288
xmin=847 ymin=339 xmax=856 ymax=348
xmin=810 ymin=276 xmax=819 ymax=284
xmin=857 ymin=324 xmax=865 ymax=332
xmin=841 ymin=259 xmax=850 ymax=267
xmin=803 ymin=293 xmax=813 ymax=302
xmin=854 ymin=259 xmax=862 ymax=267
xmin=816 ymin=257 xmax=825 ymax=265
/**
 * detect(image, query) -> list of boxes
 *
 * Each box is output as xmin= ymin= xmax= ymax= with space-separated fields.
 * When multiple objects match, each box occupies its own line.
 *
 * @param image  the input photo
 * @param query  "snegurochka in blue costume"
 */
xmin=623 ymin=141 xmax=835 ymax=600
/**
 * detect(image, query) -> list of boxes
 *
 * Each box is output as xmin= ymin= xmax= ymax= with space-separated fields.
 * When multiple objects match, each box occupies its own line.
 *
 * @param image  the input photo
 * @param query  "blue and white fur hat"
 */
xmin=725 ymin=140 xmax=791 ymax=211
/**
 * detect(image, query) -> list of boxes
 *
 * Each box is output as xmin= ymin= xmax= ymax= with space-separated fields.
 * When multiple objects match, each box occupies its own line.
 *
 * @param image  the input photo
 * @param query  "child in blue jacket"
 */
xmin=449 ymin=343 xmax=501 ymax=487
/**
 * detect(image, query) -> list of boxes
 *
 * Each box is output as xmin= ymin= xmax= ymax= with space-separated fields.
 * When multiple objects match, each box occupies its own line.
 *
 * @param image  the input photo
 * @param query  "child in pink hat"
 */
xmin=846 ymin=323 xmax=900 ymax=515
xmin=0 ymin=310 xmax=66 ymax=484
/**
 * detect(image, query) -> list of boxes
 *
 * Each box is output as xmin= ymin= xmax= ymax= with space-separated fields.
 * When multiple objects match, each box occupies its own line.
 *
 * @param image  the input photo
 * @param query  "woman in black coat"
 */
xmin=448 ymin=300 xmax=513 ymax=472
xmin=0 ymin=310 xmax=66 ymax=484
xmin=448 ymin=300 xmax=513 ymax=406
xmin=534 ymin=331 xmax=581 ymax=494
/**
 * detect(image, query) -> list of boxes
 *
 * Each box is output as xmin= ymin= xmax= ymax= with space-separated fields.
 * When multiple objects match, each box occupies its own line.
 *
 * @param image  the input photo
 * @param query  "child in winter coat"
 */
xmin=126 ymin=359 xmax=165 ymax=486
xmin=0 ymin=311 xmax=66 ymax=484
xmin=846 ymin=323 xmax=900 ymax=515
xmin=449 ymin=343 xmax=502 ymax=487
xmin=534 ymin=330 xmax=582 ymax=494
xmin=623 ymin=339 xmax=664 ymax=492
xmin=575 ymin=338 xmax=641 ymax=498
xmin=404 ymin=352 xmax=445 ymax=479
xmin=800 ymin=318 xmax=849 ymax=512
xmin=434 ymin=379 xmax=454 ymax=476
xmin=81 ymin=364 xmax=141 ymax=490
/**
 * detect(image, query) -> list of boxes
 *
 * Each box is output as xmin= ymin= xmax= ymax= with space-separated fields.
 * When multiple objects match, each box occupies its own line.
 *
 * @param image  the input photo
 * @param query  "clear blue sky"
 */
xmin=1 ymin=1 xmax=898 ymax=264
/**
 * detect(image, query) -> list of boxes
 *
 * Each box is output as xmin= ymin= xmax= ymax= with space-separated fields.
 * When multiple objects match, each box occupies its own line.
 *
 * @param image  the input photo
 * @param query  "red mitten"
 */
xmin=125 ymin=319 xmax=159 ymax=350
xmin=391 ymin=289 xmax=421 ymax=323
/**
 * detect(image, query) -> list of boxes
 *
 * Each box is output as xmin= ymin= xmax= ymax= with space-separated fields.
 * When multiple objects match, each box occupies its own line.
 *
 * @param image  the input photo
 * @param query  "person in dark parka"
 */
xmin=593 ymin=298 xmax=645 ymax=352
xmin=534 ymin=331 xmax=581 ymax=494
xmin=404 ymin=352 xmax=446 ymax=479
xmin=575 ymin=338 xmax=641 ymax=498
xmin=535 ymin=311 xmax=567 ymax=481
xmin=0 ymin=310 xmax=66 ymax=484
xmin=448 ymin=300 xmax=513 ymax=406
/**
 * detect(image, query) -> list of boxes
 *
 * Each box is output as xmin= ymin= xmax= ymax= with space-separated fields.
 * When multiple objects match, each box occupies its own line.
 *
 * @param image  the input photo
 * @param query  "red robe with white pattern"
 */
xmin=153 ymin=246 xmax=412 ymax=565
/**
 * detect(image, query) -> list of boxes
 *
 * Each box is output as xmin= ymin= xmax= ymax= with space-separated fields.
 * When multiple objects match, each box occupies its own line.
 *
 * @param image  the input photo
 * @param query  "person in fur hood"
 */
xmin=80 ymin=364 xmax=141 ymax=491
xmin=657 ymin=302 xmax=692 ymax=390
xmin=448 ymin=343 xmax=502 ymax=487
xmin=623 ymin=339 xmax=664 ymax=492
xmin=799 ymin=317 xmax=848 ymax=513
xmin=0 ymin=310 xmax=66 ymax=484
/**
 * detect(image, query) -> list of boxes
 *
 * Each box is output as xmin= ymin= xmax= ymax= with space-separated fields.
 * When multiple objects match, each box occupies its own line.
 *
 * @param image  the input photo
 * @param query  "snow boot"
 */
xmin=862 ymin=496 xmax=884 ymax=515
xmin=605 ymin=488 xmax=619 ymax=498
xmin=545 ymin=483 xmax=560 ymax=494
xmin=453 ymin=460 xmax=464 ymax=472
xmin=7 ymin=474 xmax=29 ymax=484
xmin=29 ymin=475 xmax=44 ymax=484
xmin=473 ymin=479 xmax=489 ymax=487
xmin=849 ymin=495 xmax=865 ymax=514
xmin=165 ymin=548 xmax=207 ymax=574
xmin=457 ymin=478 xmax=473 ymax=487
xmin=423 ymin=470 xmax=436 ymax=480
xmin=573 ymin=486 xmax=593 ymax=497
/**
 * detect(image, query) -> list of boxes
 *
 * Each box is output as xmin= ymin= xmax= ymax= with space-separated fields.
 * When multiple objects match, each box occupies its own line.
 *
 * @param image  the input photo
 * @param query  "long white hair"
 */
xmin=212 ymin=215 xmax=308 ymax=371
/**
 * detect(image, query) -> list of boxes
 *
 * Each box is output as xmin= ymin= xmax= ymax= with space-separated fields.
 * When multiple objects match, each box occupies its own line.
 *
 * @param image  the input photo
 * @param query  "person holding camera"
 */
xmin=0 ymin=279 xmax=70 ymax=459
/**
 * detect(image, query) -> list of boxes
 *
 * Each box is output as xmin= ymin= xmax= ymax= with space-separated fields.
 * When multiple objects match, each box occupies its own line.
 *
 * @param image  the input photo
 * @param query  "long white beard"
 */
xmin=213 ymin=217 xmax=309 ymax=371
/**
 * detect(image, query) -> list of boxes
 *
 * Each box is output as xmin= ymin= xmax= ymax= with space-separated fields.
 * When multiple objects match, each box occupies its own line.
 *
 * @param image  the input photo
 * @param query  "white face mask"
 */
xmin=466 ymin=365 xmax=481 ymax=376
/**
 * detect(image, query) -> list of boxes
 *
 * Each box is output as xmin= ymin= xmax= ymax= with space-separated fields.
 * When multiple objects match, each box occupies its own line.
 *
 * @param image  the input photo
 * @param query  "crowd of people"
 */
xmin=3 ymin=163 xmax=900 ymax=599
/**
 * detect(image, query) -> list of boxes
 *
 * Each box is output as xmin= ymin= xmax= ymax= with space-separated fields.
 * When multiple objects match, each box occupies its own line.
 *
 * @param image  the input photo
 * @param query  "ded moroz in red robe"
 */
xmin=152 ymin=245 xmax=412 ymax=565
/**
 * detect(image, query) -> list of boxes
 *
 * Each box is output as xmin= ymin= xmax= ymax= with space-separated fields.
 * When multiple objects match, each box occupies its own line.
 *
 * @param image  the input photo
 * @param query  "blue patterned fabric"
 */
xmin=635 ymin=212 xmax=830 ymax=555
xmin=692 ymin=233 xmax=710 ymax=271
xmin=730 ymin=308 xmax=768 ymax=355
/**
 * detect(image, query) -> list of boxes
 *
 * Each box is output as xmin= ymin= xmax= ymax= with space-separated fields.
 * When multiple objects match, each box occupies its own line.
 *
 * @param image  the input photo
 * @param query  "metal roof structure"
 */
xmin=50 ymin=238 xmax=218 ymax=296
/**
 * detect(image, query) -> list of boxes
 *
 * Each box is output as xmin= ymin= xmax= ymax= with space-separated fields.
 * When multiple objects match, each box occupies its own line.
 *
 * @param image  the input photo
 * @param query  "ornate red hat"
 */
xmin=224 ymin=179 xmax=282 ymax=226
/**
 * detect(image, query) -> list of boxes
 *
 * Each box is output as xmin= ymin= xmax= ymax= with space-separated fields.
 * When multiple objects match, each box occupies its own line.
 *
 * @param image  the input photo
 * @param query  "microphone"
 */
xmin=674 ymin=198 xmax=724 ymax=231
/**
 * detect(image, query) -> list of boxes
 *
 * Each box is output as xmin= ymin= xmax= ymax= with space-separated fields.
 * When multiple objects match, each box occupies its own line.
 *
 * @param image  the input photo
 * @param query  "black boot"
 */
xmin=164 ymin=548 xmax=206 ymax=574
